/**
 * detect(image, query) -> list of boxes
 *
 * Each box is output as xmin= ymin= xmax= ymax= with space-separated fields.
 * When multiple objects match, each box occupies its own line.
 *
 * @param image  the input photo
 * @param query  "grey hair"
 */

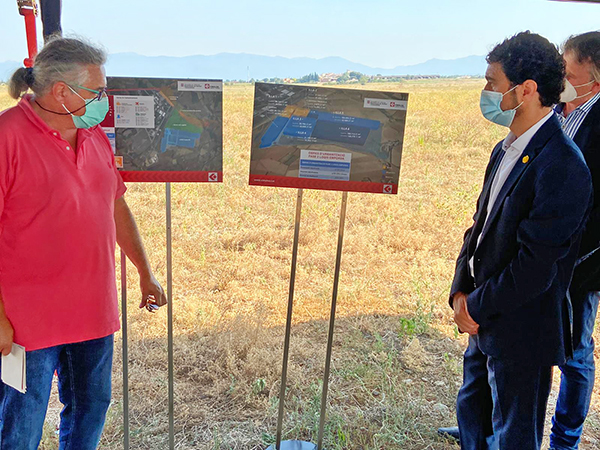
xmin=563 ymin=31 xmax=600 ymax=83
xmin=8 ymin=36 xmax=107 ymax=99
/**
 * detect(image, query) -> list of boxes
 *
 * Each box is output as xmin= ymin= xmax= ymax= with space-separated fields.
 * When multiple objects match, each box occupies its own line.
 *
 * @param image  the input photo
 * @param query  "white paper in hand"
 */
xmin=1 ymin=344 xmax=26 ymax=394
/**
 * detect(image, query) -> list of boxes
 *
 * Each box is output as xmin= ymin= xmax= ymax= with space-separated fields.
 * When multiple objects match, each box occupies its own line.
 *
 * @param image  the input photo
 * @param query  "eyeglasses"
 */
xmin=70 ymin=84 xmax=108 ymax=102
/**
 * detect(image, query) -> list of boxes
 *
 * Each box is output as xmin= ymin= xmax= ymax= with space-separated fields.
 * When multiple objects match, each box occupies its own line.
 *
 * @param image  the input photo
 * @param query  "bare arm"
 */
xmin=0 ymin=291 xmax=13 ymax=355
xmin=114 ymin=197 xmax=167 ymax=310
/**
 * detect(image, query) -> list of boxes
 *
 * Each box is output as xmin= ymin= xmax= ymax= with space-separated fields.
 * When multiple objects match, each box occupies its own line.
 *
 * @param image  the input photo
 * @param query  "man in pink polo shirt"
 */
xmin=0 ymin=37 xmax=167 ymax=449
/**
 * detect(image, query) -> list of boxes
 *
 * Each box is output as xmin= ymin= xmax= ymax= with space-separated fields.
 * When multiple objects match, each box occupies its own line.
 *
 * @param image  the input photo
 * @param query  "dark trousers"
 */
xmin=551 ymin=290 xmax=600 ymax=450
xmin=40 ymin=0 xmax=62 ymax=41
xmin=457 ymin=335 xmax=552 ymax=450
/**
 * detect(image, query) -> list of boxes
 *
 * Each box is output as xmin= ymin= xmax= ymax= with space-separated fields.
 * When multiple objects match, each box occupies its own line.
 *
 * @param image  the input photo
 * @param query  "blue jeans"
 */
xmin=457 ymin=335 xmax=552 ymax=450
xmin=550 ymin=290 xmax=600 ymax=450
xmin=0 ymin=335 xmax=113 ymax=450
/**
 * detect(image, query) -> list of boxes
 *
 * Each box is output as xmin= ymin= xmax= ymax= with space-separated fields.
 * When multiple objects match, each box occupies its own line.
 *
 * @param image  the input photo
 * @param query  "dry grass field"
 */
xmin=2 ymin=79 xmax=600 ymax=449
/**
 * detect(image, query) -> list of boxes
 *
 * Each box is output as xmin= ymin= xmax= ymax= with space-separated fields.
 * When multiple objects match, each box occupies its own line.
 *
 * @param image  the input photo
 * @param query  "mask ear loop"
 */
xmin=573 ymin=80 xmax=595 ymax=89
xmin=575 ymin=91 xmax=594 ymax=100
xmin=60 ymin=102 xmax=87 ymax=115
xmin=62 ymin=85 xmax=90 ymax=115
xmin=34 ymin=83 xmax=89 ymax=116
xmin=502 ymin=85 xmax=519 ymax=97
xmin=512 ymin=101 xmax=524 ymax=111
xmin=502 ymin=85 xmax=523 ymax=111
xmin=61 ymin=103 xmax=73 ymax=115
xmin=575 ymin=81 xmax=597 ymax=100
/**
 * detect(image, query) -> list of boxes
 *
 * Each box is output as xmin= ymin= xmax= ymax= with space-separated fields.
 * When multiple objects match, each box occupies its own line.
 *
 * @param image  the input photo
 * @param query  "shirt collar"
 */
xmin=18 ymin=94 xmax=56 ymax=135
xmin=578 ymin=91 xmax=600 ymax=114
xmin=502 ymin=110 xmax=554 ymax=153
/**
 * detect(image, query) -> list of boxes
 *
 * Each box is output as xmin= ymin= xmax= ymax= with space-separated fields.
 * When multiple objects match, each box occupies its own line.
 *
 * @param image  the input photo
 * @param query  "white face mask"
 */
xmin=560 ymin=79 xmax=596 ymax=103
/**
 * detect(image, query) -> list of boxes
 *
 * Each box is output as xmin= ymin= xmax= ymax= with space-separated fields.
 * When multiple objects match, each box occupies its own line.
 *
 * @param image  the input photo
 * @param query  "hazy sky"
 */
xmin=1 ymin=0 xmax=599 ymax=68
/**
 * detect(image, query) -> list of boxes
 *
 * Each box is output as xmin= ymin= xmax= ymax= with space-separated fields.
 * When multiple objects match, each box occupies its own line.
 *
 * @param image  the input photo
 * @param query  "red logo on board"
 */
xmin=383 ymin=185 xmax=393 ymax=194
xmin=208 ymin=172 xmax=218 ymax=182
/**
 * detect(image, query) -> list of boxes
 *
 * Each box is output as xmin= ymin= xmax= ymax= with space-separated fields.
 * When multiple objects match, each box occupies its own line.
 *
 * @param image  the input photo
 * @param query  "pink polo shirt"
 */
xmin=0 ymin=96 xmax=126 ymax=351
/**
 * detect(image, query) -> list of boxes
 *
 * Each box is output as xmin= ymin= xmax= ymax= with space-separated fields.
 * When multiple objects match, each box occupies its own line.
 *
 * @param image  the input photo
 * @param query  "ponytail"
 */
xmin=8 ymin=37 xmax=107 ymax=99
xmin=8 ymin=67 xmax=35 ymax=100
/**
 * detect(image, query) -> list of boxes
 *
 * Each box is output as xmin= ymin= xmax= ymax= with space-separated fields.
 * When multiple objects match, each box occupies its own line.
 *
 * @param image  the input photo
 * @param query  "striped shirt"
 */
xmin=557 ymin=92 xmax=600 ymax=139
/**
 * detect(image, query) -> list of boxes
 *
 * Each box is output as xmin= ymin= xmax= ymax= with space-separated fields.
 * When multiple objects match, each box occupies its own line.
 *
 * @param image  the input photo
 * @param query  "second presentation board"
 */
xmin=249 ymin=83 xmax=408 ymax=194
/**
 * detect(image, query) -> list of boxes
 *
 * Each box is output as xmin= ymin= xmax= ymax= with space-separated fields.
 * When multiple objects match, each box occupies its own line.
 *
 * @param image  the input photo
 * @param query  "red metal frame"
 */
xmin=17 ymin=0 xmax=39 ymax=67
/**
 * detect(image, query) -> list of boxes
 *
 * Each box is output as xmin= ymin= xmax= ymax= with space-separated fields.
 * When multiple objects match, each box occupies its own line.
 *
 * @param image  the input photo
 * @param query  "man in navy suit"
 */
xmin=550 ymin=31 xmax=600 ymax=450
xmin=451 ymin=32 xmax=592 ymax=450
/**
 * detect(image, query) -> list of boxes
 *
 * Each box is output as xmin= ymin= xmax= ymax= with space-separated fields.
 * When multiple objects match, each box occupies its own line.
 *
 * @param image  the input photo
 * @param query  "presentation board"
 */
xmin=101 ymin=77 xmax=223 ymax=182
xmin=249 ymin=83 xmax=408 ymax=194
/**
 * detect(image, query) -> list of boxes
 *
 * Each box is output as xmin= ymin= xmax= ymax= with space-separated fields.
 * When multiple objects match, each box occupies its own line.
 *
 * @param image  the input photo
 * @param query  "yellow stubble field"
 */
xmin=1 ymin=80 xmax=599 ymax=449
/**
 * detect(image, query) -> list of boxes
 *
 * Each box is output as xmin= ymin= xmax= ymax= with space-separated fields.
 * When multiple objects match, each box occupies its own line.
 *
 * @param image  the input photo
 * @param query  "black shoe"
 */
xmin=437 ymin=426 xmax=460 ymax=442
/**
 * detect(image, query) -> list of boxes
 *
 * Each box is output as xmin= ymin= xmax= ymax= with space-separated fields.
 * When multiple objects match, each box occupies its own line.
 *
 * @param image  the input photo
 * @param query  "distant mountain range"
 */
xmin=0 ymin=53 xmax=486 ymax=82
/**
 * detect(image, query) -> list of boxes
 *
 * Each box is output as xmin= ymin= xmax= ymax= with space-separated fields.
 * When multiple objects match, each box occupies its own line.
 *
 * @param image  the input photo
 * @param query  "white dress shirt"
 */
xmin=468 ymin=110 xmax=555 ymax=278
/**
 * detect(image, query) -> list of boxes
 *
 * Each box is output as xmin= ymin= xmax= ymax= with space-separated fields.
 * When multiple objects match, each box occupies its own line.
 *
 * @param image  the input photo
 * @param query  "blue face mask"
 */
xmin=480 ymin=85 xmax=523 ymax=127
xmin=62 ymin=85 xmax=109 ymax=129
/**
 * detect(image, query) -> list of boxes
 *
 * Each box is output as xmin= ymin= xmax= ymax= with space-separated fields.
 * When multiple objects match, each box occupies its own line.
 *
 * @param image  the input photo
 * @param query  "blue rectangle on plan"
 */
xmin=282 ymin=116 xmax=317 ymax=138
xmin=312 ymin=111 xmax=381 ymax=130
xmin=300 ymin=160 xmax=351 ymax=169
xmin=260 ymin=116 xmax=290 ymax=148
xmin=161 ymin=128 xmax=202 ymax=153
xmin=311 ymin=121 xmax=371 ymax=146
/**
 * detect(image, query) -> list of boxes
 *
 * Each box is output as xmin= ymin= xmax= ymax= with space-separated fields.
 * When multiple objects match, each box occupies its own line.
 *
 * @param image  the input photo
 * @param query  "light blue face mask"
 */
xmin=480 ymin=85 xmax=523 ymax=127
xmin=62 ymin=85 xmax=109 ymax=129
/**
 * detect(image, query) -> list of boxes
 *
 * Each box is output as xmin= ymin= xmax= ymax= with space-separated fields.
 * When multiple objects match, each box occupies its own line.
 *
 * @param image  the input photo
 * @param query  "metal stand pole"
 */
xmin=316 ymin=191 xmax=348 ymax=450
xmin=121 ymin=250 xmax=130 ymax=450
xmin=276 ymin=188 xmax=303 ymax=448
xmin=166 ymin=182 xmax=174 ymax=450
xmin=267 ymin=189 xmax=315 ymax=450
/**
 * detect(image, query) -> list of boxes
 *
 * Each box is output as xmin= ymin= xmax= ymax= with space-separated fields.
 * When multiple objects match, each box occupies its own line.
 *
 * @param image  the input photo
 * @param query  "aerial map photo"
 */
xmin=249 ymin=83 xmax=408 ymax=194
xmin=102 ymin=77 xmax=223 ymax=182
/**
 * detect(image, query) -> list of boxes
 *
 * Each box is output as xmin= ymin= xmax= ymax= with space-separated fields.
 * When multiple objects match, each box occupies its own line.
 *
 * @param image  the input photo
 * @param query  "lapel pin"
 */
xmin=522 ymin=155 xmax=530 ymax=164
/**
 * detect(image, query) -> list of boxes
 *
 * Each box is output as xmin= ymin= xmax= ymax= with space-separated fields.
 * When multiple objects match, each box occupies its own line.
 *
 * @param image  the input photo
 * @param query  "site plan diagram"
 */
xmin=249 ymin=83 xmax=408 ymax=194
xmin=102 ymin=77 xmax=223 ymax=182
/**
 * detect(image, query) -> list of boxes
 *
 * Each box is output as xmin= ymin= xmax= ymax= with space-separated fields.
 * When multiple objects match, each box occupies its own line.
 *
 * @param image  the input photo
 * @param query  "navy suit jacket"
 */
xmin=451 ymin=115 xmax=592 ymax=365
xmin=566 ymin=100 xmax=600 ymax=294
